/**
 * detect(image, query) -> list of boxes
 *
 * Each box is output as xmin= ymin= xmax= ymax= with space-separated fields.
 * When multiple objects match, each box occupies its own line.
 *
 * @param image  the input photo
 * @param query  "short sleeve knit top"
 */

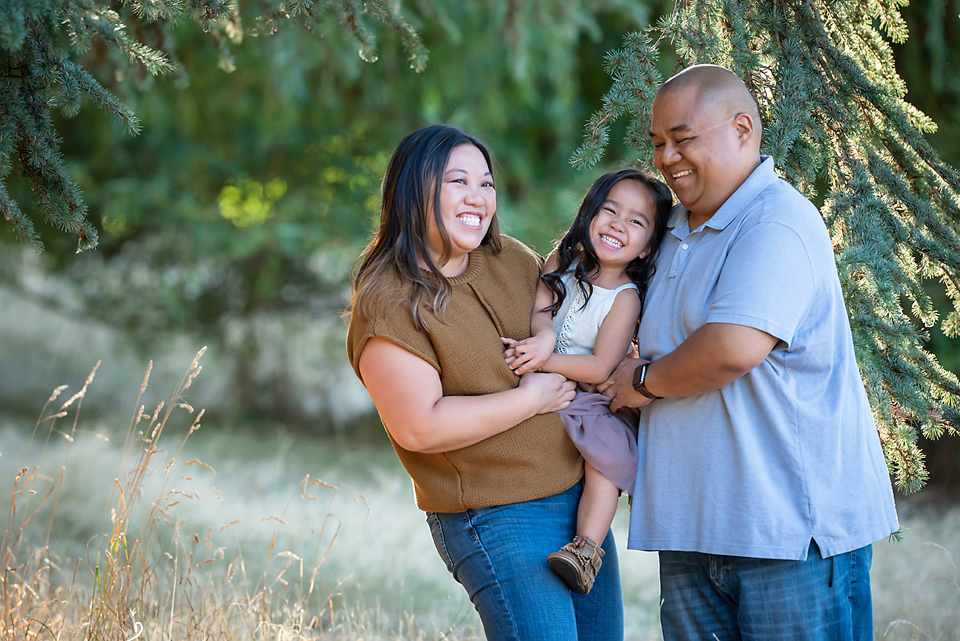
xmin=346 ymin=235 xmax=583 ymax=512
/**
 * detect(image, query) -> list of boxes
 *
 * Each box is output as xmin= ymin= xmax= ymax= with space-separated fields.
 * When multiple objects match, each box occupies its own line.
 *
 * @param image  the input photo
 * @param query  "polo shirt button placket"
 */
xmin=669 ymin=237 xmax=694 ymax=278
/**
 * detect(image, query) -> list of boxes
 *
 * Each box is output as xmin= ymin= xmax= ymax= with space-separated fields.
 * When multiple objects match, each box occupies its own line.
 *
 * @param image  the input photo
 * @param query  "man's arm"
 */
xmin=602 ymin=322 xmax=779 ymax=411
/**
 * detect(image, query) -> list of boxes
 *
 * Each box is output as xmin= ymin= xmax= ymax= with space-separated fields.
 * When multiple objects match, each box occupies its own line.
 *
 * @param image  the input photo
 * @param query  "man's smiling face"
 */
xmin=649 ymin=85 xmax=747 ymax=228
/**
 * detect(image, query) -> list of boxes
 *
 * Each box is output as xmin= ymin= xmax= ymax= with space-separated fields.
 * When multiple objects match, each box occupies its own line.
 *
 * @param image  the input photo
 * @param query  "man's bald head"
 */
xmin=656 ymin=65 xmax=762 ymax=141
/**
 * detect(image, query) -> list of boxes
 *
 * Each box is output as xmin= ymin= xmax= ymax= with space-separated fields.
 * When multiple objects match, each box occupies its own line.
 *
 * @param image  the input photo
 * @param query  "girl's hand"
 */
xmin=501 ymin=334 xmax=555 ymax=375
xmin=518 ymin=371 xmax=576 ymax=413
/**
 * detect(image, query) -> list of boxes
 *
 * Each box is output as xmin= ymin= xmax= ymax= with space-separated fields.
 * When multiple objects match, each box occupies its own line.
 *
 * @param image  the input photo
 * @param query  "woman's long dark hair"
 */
xmin=541 ymin=168 xmax=672 ymax=318
xmin=345 ymin=124 xmax=500 ymax=330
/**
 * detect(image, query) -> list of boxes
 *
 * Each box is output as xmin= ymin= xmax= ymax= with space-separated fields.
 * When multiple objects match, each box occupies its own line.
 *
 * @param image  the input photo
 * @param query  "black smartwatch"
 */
xmin=632 ymin=362 xmax=661 ymax=400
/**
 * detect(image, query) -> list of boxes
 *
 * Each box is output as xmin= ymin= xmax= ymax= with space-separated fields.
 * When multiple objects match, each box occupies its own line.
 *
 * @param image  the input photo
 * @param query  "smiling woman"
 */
xmin=341 ymin=124 xmax=624 ymax=640
xmin=424 ymin=144 xmax=498 ymax=277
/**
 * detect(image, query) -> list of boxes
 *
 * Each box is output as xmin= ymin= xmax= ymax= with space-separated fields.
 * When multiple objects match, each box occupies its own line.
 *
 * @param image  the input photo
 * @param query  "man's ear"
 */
xmin=734 ymin=112 xmax=756 ymax=144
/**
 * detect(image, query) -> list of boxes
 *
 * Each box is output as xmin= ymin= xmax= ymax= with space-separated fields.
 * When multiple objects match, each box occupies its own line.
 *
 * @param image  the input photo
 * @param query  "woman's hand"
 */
xmin=518 ymin=371 xmax=577 ymax=413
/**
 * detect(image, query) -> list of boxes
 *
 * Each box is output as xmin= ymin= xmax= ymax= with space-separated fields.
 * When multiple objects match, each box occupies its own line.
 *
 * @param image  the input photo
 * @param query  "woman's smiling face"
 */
xmin=425 ymin=143 xmax=497 ymax=276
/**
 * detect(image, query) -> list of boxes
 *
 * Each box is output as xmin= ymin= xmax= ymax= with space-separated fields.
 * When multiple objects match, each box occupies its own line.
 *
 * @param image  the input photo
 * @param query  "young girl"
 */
xmin=503 ymin=168 xmax=672 ymax=594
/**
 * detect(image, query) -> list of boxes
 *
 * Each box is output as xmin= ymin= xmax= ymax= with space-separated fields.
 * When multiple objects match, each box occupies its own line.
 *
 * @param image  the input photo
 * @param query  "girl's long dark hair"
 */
xmin=541 ymin=168 xmax=672 ymax=318
xmin=345 ymin=125 xmax=500 ymax=330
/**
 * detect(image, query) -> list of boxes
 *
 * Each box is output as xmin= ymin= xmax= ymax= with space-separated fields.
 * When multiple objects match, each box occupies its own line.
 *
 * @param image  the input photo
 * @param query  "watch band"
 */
xmin=632 ymin=362 xmax=661 ymax=400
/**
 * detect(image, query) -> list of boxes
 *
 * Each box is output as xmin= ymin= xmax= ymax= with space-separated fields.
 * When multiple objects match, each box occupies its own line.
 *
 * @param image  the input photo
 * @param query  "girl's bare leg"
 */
xmin=576 ymin=463 xmax=620 ymax=544
xmin=546 ymin=463 xmax=620 ymax=594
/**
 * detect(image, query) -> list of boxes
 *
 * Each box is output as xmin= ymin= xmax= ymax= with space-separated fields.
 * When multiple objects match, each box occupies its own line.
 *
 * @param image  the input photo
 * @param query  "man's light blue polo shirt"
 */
xmin=630 ymin=157 xmax=898 ymax=560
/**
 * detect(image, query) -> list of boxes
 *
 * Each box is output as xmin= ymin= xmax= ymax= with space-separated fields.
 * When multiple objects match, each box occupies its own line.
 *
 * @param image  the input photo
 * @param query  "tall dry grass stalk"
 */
xmin=0 ymin=348 xmax=392 ymax=641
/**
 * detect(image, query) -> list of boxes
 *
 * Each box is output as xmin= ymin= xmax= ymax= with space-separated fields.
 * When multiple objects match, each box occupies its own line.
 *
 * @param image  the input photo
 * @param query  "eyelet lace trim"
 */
xmin=555 ymin=288 xmax=586 ymax=354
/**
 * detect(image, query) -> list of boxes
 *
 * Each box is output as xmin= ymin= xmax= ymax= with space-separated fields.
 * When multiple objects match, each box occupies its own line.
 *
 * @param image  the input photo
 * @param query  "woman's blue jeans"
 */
xmin=426 ymin=481 xmax=624 ymax=640
xmin=659 ymin=541 xmax=874 ymax=641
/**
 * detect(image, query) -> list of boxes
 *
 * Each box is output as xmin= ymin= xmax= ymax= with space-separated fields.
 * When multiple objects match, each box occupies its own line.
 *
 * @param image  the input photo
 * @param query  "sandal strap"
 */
xmin=573 ymin=536 xmax=605 ymax=558
xmin=562 ymin=536 xmax=604 ymax=574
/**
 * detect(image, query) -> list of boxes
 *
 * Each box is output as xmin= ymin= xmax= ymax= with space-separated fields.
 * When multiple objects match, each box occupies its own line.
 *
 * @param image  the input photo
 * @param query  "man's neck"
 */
xmin=688 ymin=155 xmax=764 ymax=230
xmin=688 ymin=210 xmax=713 ymax=231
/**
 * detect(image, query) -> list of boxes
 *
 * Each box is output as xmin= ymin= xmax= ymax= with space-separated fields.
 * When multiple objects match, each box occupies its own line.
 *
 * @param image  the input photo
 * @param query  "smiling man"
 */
xmin=601 ymin=64 xmax=899 ymax=640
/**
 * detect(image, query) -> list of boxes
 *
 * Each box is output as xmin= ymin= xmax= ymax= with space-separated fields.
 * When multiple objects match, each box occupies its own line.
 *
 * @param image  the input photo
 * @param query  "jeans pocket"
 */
xmin=426 ymin=512 xmax=455 ymax=574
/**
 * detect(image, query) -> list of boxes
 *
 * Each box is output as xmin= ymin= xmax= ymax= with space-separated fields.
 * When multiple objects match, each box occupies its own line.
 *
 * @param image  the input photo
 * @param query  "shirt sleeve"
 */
xmin=346 ymin=295 xmax=440 ymax=383
xmin=706 ymin=221 xmax=815 ymax=346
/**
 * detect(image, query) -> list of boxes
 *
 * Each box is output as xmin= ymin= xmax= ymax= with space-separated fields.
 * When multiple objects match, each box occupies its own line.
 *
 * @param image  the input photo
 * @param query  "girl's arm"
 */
xmin=539 ymin=288 xmax=641 ymax=385
xmin=359 ymin=336 xmax=577 ymax=454
xmin=503 ymin=252 xmax=560 ymax=375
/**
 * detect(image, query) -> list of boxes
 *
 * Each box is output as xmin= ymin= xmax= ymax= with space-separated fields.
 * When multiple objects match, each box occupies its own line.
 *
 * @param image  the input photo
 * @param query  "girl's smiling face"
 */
xmin=425 ymin=144 xmax=497 ymax=276
xmin=588 ymin=178 xmax=656 ymax=273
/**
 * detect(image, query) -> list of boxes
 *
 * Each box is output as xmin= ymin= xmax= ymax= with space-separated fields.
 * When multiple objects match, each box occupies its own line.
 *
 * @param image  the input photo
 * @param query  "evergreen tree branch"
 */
xmin=1 ymin=0 xmax=427 ymax=250
xmin=362 ymin=0 xmax=428 ymax=72
xmin=252 ymin=0 xmax=427 ymax=71
xmin=578 ymin=0 xmax=960 ymax=490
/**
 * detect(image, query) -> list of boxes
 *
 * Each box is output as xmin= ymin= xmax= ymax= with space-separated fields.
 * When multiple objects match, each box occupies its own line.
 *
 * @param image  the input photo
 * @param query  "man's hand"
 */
xmin=501 ymin=334 xmax=555 ymax=375
xmin=600 ymin=358 xmax=653 ymax=412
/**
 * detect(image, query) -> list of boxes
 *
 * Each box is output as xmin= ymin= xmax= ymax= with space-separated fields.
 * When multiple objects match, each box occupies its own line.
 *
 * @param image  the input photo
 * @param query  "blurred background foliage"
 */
xmin=1 ymin=0 xmax=959 ymax=485
xmin=2 ymin=0 xmax=671 ymax=324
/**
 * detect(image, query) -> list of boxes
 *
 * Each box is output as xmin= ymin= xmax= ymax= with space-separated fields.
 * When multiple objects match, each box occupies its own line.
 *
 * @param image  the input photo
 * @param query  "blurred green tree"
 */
xmin=0 ymin=0 xmax=425 ymax=252
xmin=2 ymin=0 xmax=958 ymax=492
xmin=1 ymin=0 xmax=659 ymax=417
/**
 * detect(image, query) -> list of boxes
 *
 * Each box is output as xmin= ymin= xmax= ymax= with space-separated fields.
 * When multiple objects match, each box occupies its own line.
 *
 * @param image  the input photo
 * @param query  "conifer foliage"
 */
xmin=0 ymin=0 xmax=425 ymax=251
xmin=575 ymin=0 xmax=960 ymax=492
xmin=3 ymin=0 xmax=958 ymax=491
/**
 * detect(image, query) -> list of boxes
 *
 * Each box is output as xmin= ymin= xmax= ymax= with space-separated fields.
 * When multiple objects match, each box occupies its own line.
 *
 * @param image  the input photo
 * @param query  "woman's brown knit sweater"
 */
xmin=347 ymin=235 xmax=583 ymax=512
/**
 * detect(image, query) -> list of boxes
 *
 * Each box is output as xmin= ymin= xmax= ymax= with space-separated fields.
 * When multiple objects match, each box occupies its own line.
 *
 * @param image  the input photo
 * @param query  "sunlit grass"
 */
xmin=0 ymin=350 xmax=481 ymax=640
xmin=2 ymin=349 xmax=958 ymax=640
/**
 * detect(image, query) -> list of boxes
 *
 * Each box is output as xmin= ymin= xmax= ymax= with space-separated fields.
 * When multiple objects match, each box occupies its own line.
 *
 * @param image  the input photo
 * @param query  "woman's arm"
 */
xmin=359 ymin=336 xmax=577 ymax=454
xmin=539 ymin=288 xmax=641 ymax=385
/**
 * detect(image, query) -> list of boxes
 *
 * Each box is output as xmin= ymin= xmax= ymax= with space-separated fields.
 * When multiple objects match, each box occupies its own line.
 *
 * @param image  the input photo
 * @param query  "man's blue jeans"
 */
xmin=659 ymin=541 xmax=874 ymax=641
xmin=427 ymin=482 xmax=624 ymax=641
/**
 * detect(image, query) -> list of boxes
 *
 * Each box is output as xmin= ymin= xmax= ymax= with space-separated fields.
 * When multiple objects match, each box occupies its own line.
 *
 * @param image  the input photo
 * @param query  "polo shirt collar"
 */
xmin=667 ymin=156 xmax=778 ymax=234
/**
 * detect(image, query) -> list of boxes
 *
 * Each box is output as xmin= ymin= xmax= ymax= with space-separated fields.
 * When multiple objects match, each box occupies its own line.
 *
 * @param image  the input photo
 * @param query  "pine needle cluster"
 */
xmin=0 ymin=0 xmax=426 ymax=252
xmin=575 ymin=0 xmax=960 ymax=492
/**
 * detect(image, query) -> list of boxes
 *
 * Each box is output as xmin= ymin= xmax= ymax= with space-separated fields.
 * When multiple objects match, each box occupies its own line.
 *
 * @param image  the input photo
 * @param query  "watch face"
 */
xmin=632 ymin=363 xmax=646 ymax=388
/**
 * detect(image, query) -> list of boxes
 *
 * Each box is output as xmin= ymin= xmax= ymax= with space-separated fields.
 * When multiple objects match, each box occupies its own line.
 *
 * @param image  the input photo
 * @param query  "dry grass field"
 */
xmin=2 ymin=353 xmax=958 ymax=640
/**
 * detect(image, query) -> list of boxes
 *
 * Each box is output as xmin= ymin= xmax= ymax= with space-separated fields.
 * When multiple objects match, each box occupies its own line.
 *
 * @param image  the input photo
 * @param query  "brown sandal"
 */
xmin=547 ymin=535 xmax=604 ymax=594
